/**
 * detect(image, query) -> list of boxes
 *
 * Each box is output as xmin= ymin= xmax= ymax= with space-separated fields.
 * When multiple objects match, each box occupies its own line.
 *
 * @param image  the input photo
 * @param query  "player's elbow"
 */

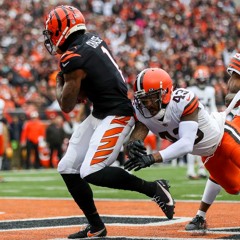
xmin=61 ymin=106 xmax=74 ymax=113
xmin=61 ymin=103 xmax=75 ymax=113
xmin=60 ymin=98 xmax=76 ymax=113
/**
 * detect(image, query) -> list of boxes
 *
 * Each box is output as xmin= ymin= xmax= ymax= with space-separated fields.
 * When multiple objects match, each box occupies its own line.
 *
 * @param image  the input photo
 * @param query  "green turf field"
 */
xmin=0 ymin=165 xmax=239 ymax=201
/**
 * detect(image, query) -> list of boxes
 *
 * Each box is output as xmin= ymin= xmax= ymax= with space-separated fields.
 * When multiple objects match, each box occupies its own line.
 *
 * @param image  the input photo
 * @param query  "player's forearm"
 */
xmin=128 ymin=121 xmax=149 ymax=142
xmin=56 ymin=71 xmax=65 ymax=109
xmin=155 ymin=121 xmax=198 ymax=163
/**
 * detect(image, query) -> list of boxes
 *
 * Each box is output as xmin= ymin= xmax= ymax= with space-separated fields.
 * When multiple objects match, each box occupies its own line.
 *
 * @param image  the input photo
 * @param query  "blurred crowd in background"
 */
xmin=0 ymin=0 xmax=239 ymax=170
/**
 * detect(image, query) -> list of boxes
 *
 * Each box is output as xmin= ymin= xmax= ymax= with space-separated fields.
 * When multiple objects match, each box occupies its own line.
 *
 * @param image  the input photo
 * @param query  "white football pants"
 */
xmin=58 ymin=114 xmax=134 ymax=178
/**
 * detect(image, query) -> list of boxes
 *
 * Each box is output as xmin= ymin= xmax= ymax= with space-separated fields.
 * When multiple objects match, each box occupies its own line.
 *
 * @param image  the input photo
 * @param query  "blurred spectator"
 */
xmin=0 ymin=119 xmax=10 ymax=171
xmin=46 ymin=115 xmax=65 ymax=168
xmin=20 ymin=111 xmax=45 ymax=169
xmin=9 ymin=114 xmax=24 ymax=169
xmin=0 ymin=98 xmax=11 ymax=171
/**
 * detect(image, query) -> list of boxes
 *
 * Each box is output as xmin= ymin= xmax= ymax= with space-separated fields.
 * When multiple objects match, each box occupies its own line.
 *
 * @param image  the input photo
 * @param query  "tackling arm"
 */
xmin=124 ymin=108 xmax=199 ymax=171
xmin=153 ymin=108 xmax=199 ymax=163
xmin=128 ymin=121 xmax=149 ymax=142
xmin=126 ymin=121 xmax=149 ymax=158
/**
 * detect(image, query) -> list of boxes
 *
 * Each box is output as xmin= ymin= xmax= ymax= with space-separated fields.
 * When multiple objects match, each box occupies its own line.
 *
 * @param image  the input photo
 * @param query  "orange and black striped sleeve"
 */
xmin=182 ymin=95 xmax=199 ymax=117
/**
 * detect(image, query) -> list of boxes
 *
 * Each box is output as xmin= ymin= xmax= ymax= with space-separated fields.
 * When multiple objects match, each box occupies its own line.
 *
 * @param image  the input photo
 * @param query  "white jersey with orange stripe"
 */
xmin=134 ymin=88 xmax=224 ymax=157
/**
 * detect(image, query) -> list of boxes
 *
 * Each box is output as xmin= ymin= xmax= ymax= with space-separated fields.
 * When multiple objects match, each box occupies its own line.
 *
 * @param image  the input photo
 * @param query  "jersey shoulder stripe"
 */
xmin=60 ymin=49 xmax=81 ymax=63
xmin=59 ymin=47 xmax=81 ymax=72
xmin=182 ymin=95 xmax=199 ymax=116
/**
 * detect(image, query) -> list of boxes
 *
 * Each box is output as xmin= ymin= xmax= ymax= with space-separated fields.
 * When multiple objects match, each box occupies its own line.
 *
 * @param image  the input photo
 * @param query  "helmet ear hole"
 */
xmin=55 ymin=30 xmax=59 ymax=37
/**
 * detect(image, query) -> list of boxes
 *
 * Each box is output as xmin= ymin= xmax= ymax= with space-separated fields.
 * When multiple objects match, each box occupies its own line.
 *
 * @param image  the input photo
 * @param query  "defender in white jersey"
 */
xmin=186 ymin=66 xmax=217 ymax=179
xmin=124 ymin=68 xmax=240 ymax=232
xmin=134 ymin=89 xmax=222 ymax=158
xmin=124 ymin=67 xmax=240 ymax=195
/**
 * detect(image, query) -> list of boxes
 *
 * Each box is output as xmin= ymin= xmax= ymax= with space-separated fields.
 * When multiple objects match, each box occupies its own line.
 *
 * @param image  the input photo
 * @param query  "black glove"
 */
xmin=56 ymin=71 xmax=64 ymax=86
xmin=126 ymin=140 xmax=147 ymax=159
xmin=124 ymin=154 xmax=155 ymax=171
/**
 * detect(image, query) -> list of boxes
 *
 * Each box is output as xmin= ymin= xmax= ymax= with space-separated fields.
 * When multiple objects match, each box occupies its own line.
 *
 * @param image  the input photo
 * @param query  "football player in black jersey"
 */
xmin=43 ymin=5 xmax=175 ymax=238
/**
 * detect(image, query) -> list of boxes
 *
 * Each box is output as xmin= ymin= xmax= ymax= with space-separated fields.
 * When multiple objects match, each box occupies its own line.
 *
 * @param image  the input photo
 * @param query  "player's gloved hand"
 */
xmin=56 ymin=71 xmax=64 ymax=86
xmin=124 ymin=154 xmax=155 ymax=171
xmin=126 ymin=140 xmax=147 ymax=159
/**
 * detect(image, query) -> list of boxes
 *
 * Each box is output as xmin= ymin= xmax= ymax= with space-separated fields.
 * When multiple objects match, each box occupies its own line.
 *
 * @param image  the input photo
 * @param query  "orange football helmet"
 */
xmin=194 ymin=66 xmax=209 ymax=80
xmin=134 ymin=68 xmax=173 ymax=118
xmin=43 ymin=5 xmax=86 ymax=54
xmin=194 ymin=67 xmax=209 ymax=80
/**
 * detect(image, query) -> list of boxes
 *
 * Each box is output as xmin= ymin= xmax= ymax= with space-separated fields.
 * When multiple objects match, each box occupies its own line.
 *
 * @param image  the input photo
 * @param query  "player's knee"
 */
xmin=80 ymin=166 xmax=93 ymax=179
xmin=57 ymin=155 xmax=79 ymax=174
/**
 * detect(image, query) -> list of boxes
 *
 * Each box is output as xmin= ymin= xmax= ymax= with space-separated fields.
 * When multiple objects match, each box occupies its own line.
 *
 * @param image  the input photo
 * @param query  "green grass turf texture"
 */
xmin=0 ymin=165 xmax=238 ymax=201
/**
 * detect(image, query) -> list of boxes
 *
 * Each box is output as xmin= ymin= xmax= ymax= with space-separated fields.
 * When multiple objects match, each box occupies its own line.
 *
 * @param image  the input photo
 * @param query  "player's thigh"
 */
xmin=80 ymin=115 xmax=134 ymax=178
xmin=58 ymin=115 xmax=95 ymax=174
xmin=204 ymin=147 xmax=240 ymax=194
xmin=209 ymin=159 xmax=240 ymax=194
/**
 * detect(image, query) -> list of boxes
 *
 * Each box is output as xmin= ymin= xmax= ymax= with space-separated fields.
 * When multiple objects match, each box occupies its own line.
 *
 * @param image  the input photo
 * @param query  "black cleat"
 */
xmin=152 ymin=179 xmax=175 ymax=219
xmin=185 ymin=215 xmax=207 ymax=231
xmin=68 ymin=224 xmax=107 ymax=239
